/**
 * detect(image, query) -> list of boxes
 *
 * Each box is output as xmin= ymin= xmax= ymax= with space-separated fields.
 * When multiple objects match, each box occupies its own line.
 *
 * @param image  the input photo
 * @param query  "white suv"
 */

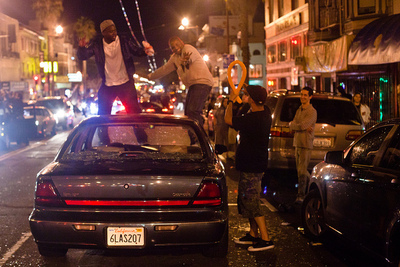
xmin=266 ymin=92 xmax=365 ymax=170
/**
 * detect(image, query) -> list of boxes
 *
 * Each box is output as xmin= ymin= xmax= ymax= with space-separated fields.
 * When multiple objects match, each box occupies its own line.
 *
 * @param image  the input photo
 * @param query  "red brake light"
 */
xmin=146 ymin=108 xmax=156 ymax=113
xmin=270 ymin=127 xmax=294 ymax=137
xmin=35 ymin=180 xmax=64 ymax=206
xmin=162 ymin=108 xmax=168 ymax=112
xmin=193 ymin=181 xmax=221 ymax=206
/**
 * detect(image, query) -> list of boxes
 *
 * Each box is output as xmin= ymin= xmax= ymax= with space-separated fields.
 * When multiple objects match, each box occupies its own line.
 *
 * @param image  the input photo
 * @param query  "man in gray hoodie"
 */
xmin=148 ymin=36 xmax=213 ymax=126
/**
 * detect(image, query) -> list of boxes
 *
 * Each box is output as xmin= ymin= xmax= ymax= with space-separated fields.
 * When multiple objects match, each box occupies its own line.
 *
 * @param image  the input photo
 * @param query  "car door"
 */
xmin=324 ymin=125 xmax=394 ymax=239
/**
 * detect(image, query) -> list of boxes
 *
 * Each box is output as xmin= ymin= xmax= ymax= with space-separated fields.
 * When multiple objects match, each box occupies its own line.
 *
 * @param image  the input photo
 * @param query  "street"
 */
xmin=0 ymin=131 xmax=382 ymax=267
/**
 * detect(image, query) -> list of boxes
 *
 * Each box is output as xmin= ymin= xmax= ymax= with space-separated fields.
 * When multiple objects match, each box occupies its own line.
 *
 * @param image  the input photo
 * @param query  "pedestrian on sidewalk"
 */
xmin=289 ymin=86 xmax=317 ymax=203
xmin=225 ymin=85 xmax=274 ymax=252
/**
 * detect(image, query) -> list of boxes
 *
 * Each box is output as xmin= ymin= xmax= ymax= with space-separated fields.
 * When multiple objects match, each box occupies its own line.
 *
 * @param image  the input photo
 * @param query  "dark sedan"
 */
xmin=302 ymin=118 xmax=400 ymax=266
xmin=29 ymin=114 xmax=228 ymax=257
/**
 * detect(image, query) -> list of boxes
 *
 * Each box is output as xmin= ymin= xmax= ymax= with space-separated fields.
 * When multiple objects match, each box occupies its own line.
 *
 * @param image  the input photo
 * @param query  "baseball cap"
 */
xmin=246 ymin=85 xmax=267 ymax=105
xmin=100 ymin=20 xmax=115 ymax=32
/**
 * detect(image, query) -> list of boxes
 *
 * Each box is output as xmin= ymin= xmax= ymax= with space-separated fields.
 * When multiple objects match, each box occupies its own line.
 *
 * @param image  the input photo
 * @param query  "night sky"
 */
xmin=1 ymin=0 xmax=227 ymax=68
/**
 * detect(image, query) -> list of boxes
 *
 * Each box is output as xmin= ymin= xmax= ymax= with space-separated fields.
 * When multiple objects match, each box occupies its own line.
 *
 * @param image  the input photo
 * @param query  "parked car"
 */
xmin=29 ymin=114 xmax=228 ymax=257
xmin=23 ymin=106 xmax=57 ymax=137
xmin=140 ymin=101 xmax=174 ymax=114
xmin=29 ymin=96 xmax=73 ymax=130
xmin=265 ymin=92 xmax=365 ymax=170
xmin=302 ymin=118 xmax=400 ymax=266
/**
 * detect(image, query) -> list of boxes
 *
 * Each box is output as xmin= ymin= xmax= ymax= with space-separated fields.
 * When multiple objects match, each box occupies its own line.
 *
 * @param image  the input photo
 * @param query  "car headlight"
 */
xmin=56 ymin=110 xmax=65 ymax=118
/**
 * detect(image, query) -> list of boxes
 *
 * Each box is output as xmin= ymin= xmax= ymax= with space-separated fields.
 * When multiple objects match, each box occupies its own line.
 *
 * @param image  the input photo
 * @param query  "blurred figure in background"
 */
xmin=214 ymin=96 xmax=229 ymax=154
xmin=352 ymin=92 xmax=371 ymax=126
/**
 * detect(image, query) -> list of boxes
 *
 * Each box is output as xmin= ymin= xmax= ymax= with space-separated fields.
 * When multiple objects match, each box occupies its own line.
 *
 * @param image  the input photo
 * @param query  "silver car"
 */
xmin=29 ymin=114 xmax=228 ymax=257
xmin=266 ymin=92 xmax=365 ymax=170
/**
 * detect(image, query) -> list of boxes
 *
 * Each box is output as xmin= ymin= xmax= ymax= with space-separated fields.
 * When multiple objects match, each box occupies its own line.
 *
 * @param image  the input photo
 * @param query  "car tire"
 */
xmin=202 ymin=223 xmax=228 ymax=258
xmin=37 ymin=244 xmax=68 ymax=257
xmin=301 ymin=190 xmax=326 ymax=240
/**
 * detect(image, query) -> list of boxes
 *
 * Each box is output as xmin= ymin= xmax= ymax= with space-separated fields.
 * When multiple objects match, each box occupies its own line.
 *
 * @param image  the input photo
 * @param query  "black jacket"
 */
xmin=77 ymin=35 xmax=146 ymax=85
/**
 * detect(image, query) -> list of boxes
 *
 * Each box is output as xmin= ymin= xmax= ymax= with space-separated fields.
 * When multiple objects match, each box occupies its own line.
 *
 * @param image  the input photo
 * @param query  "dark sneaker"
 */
xmin=248 ymin=240 xmax=275 ymax=252
xmin=234 ymin=233 xmax=260 ymax=245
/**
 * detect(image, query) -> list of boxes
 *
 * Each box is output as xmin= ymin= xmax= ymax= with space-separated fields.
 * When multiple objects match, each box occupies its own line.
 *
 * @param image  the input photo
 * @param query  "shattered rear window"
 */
xmin=60 ymin=123 xmax=204 ymax=162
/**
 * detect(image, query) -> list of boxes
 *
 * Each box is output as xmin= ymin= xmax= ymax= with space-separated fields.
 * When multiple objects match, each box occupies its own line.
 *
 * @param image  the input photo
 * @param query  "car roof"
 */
xmin=269 ymin=92 xmax=352 ymax=101
xmin=78 ymin=114 xmax=197 ymax=127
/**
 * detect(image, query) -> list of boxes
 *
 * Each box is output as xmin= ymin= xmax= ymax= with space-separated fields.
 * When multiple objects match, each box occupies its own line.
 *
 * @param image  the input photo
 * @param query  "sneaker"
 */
xmin=234 ymin=233 xmax=260 ymax=245
xmin=248 ymin=240 xmax=275 ymax=252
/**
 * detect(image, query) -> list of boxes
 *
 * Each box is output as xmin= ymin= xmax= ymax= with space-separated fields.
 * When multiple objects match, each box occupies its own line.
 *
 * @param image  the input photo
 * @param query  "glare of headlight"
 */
xmin=35 ymin=120 xmax=39 ymax=126
xmin=56 ymin=110 xmax=65 ymax=118
xmin=81 ymin=102 xmax=87 ymax=109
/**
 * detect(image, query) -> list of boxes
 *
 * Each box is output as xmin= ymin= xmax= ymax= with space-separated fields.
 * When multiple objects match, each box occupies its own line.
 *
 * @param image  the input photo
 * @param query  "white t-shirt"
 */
xmin=103 ymin=36 xmax=129 ymax=86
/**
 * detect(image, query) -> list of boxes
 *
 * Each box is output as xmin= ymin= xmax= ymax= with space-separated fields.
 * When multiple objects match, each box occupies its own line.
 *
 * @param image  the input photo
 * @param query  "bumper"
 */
xmin=29 ymin=209 xmax=228 ymax=249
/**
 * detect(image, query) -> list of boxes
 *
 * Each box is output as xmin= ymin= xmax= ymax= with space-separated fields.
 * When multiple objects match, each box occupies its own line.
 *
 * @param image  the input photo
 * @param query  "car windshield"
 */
xmin=280 ymin=98 xmax=362 ymax=125
xmin=60 ymin=122 xmax=205 ymax=163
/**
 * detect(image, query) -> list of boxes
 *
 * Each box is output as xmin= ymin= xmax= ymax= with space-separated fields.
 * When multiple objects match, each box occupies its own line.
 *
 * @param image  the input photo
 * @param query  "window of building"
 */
xmin=290 ymin=36 xmax=302 ymax=59
xmin=253 ymin=49 xmax=261 ymax=56
xmin=278 ymin=0 xmax=284 ymax=18
xmin=267 ymin=45 xmax=276 ymax=63
xmin=279 ymin=77 xmax=287 ymax=89
xmin=278 ymin=41 xmax=287 ymax=62
xmin=292 ymin=0 xmax=299 ymax=10
xmin=318 ymin=0 xmax=339 ymax=28
xmin=358 ymin=0 xmax=376 ymax=15
xmin=249 ymin=64 xmax=263 ymax=78
xmin=269 ymin=0 xmax=274 ymax=23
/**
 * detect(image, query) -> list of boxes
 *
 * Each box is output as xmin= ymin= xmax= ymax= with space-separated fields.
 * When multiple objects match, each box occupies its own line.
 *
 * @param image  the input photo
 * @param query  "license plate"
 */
xmin=313 ymin=137 xmax=332 ymax=148
xmin=107 ymin=227 xmax=144 ymax=246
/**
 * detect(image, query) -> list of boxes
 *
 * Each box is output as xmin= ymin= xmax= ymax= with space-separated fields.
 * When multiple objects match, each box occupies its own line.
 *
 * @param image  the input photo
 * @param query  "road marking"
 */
xmin=261 ymin=198 xmax=278 ymax=212
xmin=0 ymin=232 xmax=32 ymax=266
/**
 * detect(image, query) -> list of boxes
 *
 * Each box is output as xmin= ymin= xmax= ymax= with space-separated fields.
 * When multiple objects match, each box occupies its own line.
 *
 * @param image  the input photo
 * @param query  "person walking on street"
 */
xmin=289 ymin=87 xmax=317 ymax=203
xmin=77 ymin=19 xmax=154 ymax=115
xmin=147 ymin=36 xmax=213 ymax=126
xmin=225 ymin=85 xmax=274 ymax=252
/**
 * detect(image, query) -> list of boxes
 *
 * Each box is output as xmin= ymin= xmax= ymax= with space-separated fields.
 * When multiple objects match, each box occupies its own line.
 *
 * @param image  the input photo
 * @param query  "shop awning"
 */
xmin=304 ymin=35 xmax=353 ymax=73
xmin=348 ymin=14 xmax=400 ymax=65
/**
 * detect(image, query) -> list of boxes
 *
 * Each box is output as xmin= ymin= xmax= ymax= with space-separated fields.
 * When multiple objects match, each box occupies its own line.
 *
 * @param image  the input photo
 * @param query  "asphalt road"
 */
xmin=0 ymin=131 xmax=383 ymax=266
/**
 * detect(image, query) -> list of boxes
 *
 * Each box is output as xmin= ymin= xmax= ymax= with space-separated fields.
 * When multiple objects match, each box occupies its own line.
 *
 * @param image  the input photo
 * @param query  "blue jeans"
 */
xmin=185 ymin=84 xmax=212 ymax=126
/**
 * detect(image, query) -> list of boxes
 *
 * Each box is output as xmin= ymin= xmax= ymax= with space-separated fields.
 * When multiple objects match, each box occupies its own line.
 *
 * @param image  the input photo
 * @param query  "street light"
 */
xmin=179 ymin=17 xmax=199 ymax=46
xmin=43 ymin=25 xmax=63 ymax=96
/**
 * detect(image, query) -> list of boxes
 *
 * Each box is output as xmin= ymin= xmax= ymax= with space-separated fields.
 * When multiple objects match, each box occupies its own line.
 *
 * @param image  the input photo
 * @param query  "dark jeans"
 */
xmin=185 ymin=84 xmax=212 ymax=126
xmin=98 ymin=80 xmax=141 ymax=115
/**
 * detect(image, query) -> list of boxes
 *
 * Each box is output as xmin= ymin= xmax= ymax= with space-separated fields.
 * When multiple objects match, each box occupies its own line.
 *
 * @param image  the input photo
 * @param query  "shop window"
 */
xmin=358 ymin=0 xmax=375 ymax=15
xmin=278 ymin=41 xmax=287 ymax=62
xmin=267 ymin=45 xmax=276 ymax=63
xmin=249 ymin=64 xmax=263 ymax=78
xmin=290 ymin=36 xmax=301 ymax=59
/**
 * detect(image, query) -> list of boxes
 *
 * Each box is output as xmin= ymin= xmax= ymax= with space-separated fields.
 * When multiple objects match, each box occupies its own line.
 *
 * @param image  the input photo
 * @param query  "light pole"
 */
xmin=44 ymin=25 xmax=63 ymax=96
xmin=179 ymin=17 xmax=199 ymax=46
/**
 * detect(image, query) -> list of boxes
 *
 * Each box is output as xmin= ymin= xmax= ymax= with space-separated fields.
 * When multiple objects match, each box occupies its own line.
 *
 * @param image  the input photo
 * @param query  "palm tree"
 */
xmin=32 ymin=0 xmax=64 ymax=31
xmin=73 ymin=16 xmax=97 ymax=42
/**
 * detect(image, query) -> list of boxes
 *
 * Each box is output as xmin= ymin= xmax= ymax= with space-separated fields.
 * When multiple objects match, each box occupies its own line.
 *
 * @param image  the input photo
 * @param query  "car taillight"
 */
xmin=146 ymin=108 xmax=156 ymax=113
xmin=270 ymin=127 xmax=294 ymax=137
xmin=169 ymin=105 xmax=174 ymax=110
xmin=192 ymin=181 xmax=222 ymax=206
xmin=162 ymin=108 xmax=169 ymax=113
xmin=346 ymin=130 xmax=364 ymax=140
xmin=35 ymin=180 xmax=64 ymax=207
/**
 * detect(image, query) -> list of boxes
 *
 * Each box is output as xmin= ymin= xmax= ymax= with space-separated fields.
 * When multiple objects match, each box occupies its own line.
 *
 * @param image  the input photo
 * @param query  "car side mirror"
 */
xmin=215 ymin=144 xmax=227 ymax=155
xmin=324 ymin=151 xmax=344 ymax=165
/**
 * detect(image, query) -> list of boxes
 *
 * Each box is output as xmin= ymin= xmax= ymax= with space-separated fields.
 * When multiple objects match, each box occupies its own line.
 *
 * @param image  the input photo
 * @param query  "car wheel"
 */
xmin=301 ymin=190 xmax=326 ymax=240
xmin=202 ymin=224 xmax=228 ymax=258
xmin=37 ymin=244 xmax=68 ymax=257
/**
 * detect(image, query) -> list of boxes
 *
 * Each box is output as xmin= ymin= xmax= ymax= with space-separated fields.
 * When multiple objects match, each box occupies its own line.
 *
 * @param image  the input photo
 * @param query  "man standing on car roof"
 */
xmin=77 ymin=19 xmax=154 ymax=115
xmin=225 ymin=85 xmax=274 ymax=252
xmin=289 ymin=87 xmax=317 ymax=203
xmin=147 ymin=36 xmax=213 ymax=126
